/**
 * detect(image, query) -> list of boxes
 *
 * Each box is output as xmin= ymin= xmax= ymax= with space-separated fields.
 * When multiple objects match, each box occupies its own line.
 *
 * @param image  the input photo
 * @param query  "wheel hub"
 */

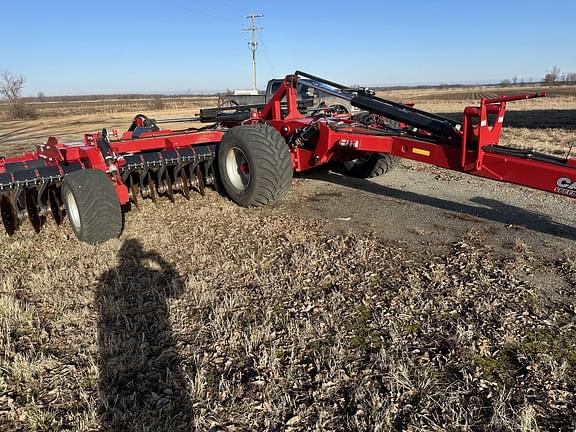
xmin=225 ymin=147 xmax=251 ymax=191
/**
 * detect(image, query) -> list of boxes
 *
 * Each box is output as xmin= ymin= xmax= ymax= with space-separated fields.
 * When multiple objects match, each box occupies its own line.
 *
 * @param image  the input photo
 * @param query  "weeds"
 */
xmin=1 ymin=194 xmax=574 ymax=430
xmin=0 ymin=87 xmax=574 ymax=430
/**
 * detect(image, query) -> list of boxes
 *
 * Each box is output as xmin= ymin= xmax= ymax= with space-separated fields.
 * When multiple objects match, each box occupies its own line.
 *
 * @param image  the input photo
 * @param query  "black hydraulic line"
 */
xmin=290 ymin=122 xmax=320 ymax=147
xmin=296 ymin=70 xmax=460 ymax=125
xmin=154 ymin=116 xmax=201 ymax=124
xmin=483 ymin=145 xmax=571 ymax=167
xmin=359 ymin=93 xmax=461 ymax=127
xmin=351 ymin=95 xmax=458 ymax=143
xmin=294 ymin=78 xmax=355 ymax=102
xmin=199 ymin=100 xmax=314 ymax=123
xmin=295 ymin=70 xmax=355 ymax=91
xmin=200 ymin=106 xmax=255 ymax=120
xmin=294 ymin=70 xmax=462 ymax=142
xmin=200 ymin=111 xmax=252 ymax=123
xmin=97 ymin=129 xmax=117 ymax=169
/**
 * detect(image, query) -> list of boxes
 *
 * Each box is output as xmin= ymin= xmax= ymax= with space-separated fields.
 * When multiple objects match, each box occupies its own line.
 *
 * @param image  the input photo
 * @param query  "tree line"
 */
xmin=500 ymin=66 xmax=576 ymax=87
xmin=2 ymin=66 xmax=576 ymax=120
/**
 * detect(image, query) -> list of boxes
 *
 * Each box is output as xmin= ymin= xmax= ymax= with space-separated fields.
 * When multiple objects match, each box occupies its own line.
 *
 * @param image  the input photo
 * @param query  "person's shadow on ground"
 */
xmin=96 ymin=239 xmax=193 ymax=431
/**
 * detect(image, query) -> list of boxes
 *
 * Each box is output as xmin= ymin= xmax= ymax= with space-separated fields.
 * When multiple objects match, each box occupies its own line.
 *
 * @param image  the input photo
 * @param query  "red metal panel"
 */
xmin=260 ymin=75 xmax=305 ymax=121
xmin=260 ymin=75 xmax=575 ymax=200
xmin=110 ymin=131 xmax=224 ymax=154
xmin=477 ymin=152 xmax=576 ymax=196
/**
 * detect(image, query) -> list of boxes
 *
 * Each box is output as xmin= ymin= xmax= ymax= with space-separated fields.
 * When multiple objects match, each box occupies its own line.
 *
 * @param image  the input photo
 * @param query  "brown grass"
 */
xmin=1 ymin=87 xmax=575 ymax=431
xmin=0 ymin=108 xmax=210 ymax=157
xmin=0 ymin=96 xmax=218 ymax=120
xmin=1 ymin=194 xmax=575 ymax=430
xmin=377 ymin=84 xmax=576 ymax=102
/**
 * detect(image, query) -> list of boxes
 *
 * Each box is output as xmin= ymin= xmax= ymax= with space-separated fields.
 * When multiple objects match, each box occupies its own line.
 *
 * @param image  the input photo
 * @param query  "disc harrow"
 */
xmin=118 ymin=145 xmax=215 ymax=206
xmin=0 ymin=117 xmax=220 ymax=240
xmin=2 ymin=70 xmax=575 ymax=244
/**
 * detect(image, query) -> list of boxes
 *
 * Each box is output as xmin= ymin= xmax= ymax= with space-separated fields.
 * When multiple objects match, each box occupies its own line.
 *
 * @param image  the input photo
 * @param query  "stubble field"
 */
xmin=0 ymin=85 xmax=575 ymax=431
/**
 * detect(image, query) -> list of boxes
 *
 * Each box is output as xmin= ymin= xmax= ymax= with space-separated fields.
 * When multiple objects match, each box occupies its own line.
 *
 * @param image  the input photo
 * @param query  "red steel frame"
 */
xmin=1 ymin=128 xmax=224 ymax=205
xmin=252 ymin=75 xmax=576 ymax=199
xmin=2 ymin=72 xmax=576 ymax=206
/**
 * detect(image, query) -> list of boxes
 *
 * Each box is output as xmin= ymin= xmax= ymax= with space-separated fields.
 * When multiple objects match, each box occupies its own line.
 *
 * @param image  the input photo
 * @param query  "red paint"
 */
xmin=0 ymin=73 xmax=572 ymax=206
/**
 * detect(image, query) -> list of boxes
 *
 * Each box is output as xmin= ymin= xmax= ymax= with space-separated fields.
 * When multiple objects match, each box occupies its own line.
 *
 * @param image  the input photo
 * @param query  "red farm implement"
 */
xmin=1 ymin=71 xmax=574 ymax=243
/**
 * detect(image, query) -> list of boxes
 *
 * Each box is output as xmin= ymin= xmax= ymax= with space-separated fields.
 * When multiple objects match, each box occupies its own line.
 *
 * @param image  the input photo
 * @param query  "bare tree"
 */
xmin=0 ymin=70 xmax=36 ymax=119
xmin=544 ymin=66 xmax=561 ymax=85
xmin=0 ymin=70 xmax=25 ymax=102
xmin=559 ymin=72 xmax=576 ymax=84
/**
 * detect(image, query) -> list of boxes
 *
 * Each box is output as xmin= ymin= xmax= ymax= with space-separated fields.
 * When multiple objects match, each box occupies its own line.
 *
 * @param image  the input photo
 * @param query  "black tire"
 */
xmin=61 ymin=169 xmax=123 ymax=244
xmin=217 ymin=124 xmax=292 ymax=207
xmin=341 ymin=153 xmax=399 ymax=178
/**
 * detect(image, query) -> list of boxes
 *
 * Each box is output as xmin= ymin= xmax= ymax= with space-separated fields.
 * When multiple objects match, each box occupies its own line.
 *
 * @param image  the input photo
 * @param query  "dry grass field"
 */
xmin=378 ymin=85 xmax=576 ymax=158
xmin=0 ymin=96 xmax=218 ymax=157
xmin=1 ymin=87 xmax=575 ymax=431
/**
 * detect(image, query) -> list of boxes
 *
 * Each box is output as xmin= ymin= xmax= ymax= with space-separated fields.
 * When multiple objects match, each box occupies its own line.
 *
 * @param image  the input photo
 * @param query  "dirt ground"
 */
xmin=287 ymin=161 xmax=575 ymax=257
xmin=1 ymin=89 xmax=575 ymax=431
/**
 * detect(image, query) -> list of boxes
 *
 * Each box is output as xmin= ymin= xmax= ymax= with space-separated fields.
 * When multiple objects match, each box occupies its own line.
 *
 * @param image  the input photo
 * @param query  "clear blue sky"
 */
xmin=1 ymin=0 xmax=575 ymax=96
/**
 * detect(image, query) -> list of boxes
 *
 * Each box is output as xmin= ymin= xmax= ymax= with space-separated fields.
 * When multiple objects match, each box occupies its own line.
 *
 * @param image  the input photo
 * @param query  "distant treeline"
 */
xmin=17 ymin=93 xmax=219 ymax=103
xmin=12 ymin=80 xmax=576 ymax=103
xmin=371 ymin=80 xmax=576 ymax=92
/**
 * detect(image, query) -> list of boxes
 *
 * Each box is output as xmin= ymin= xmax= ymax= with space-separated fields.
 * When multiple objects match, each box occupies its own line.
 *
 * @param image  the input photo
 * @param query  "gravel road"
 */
xmin=277 ymin=161 xmax=575 ymax=258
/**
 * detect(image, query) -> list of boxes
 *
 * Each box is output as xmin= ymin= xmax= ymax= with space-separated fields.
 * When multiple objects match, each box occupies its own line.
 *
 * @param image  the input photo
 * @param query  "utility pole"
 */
xmin=242 ymin=13 xmax=263 ymax=93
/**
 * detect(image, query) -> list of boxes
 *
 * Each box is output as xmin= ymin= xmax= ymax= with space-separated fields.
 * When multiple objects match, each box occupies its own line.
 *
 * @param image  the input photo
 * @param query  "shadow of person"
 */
xmin=96 ymin=239 xmax=193 ymax=431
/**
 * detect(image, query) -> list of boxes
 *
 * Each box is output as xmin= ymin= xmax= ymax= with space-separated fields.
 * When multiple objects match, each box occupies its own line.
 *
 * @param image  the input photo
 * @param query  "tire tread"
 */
xmin=343 ymin=153 xmax=399 ymax=178
xmin=218 ymin=124 xmax=292 ymax=207
xmin=62 ymin=170 xmax=122 ymax=244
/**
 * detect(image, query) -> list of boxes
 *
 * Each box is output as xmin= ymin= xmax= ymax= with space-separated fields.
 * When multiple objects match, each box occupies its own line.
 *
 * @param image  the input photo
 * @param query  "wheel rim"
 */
xmin=64 ymin=190 xmax=81 ymax=231
xmin=225 ymin=147 xmax=251 ymax=191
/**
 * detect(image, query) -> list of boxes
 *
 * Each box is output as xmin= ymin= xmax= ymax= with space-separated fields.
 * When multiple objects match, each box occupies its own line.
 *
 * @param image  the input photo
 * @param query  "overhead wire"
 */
xmin=259 ymin=37 xmax=277 ymax=80
xmin=162 ymin=1 xmax=236 ymax=20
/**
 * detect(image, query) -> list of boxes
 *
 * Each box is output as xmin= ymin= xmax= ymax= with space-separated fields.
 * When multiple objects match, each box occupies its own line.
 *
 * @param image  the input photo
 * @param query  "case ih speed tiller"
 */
xmin=1 ymin=71 xmax=574 ymax=243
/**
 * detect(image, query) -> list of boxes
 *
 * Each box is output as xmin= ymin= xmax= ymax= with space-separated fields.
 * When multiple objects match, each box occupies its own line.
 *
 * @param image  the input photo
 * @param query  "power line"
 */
xmin=163 ymin=1 xmax=223 ymax=20
xmin=216 ymin=0 xmax=245 ymax=15
xmin=242 ymin=13 xmax=263 ymax=92
xmin=259 ymin=37 xmax=276 ymax=79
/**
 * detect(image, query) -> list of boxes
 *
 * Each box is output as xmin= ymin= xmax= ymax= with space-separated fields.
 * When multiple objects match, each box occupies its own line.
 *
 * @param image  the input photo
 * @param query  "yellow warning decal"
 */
xmin=412 ymin=148 xmax=431 ymax=157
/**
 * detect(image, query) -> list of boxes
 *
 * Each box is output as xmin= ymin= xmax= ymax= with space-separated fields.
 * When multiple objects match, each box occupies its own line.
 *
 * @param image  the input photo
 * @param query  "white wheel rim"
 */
xmin=64 ymin=190 xmax=81 ymax=231
xmin=225 ymin=147 xmax=251 ymax=191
